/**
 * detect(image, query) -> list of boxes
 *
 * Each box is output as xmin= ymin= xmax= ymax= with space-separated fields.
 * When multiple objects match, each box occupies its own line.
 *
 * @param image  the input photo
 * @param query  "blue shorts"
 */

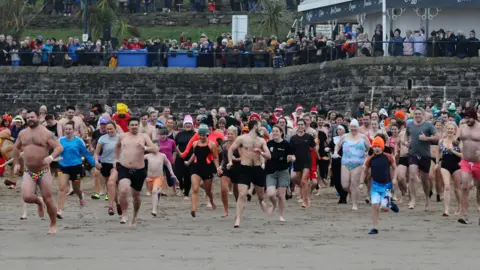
xmin=370 ymin=181 xmax=392 ymax=207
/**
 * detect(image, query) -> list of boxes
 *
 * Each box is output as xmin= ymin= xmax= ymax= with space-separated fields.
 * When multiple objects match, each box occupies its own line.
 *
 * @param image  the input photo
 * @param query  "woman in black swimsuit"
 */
xmin=218 ymin=126 xmax=240 ymax=217
xmin=185 ymin=124 xmax=219 ymax=217
xmin=438 ymin=122 xmax=462 ymax=217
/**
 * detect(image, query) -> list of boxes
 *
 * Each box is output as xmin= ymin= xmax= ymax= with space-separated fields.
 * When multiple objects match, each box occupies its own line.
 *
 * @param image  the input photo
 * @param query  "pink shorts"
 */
xmin=459 ymin=160 xmax=480 ymax=180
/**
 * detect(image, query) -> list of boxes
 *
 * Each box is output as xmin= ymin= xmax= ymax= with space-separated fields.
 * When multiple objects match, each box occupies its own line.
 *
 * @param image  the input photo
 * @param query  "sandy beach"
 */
xmin=1 ymin=177 xmax=479 ymax=270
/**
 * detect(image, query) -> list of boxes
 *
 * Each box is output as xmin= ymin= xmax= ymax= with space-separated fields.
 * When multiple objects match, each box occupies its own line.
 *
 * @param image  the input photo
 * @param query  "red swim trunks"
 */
xmin=459 ymin=160 xmax=480 ymax=180
xmin=309 ymin=148 xmax=317 ymax=180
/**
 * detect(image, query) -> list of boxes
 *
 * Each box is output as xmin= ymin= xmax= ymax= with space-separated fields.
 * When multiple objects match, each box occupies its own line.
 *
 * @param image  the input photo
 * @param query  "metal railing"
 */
xmin=2 ymin=40 xmax=479 ymax=68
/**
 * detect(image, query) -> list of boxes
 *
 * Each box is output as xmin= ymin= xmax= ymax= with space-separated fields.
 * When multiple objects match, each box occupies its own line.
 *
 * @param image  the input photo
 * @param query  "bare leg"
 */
xmin=255 ymin=185 xmax=266 ymax=212
xmin=233 ymin=184 xmax=239 ymax=201
xmin=190 ymin=174 xmax=201 ymax=216
xmin=234 ymin=184 xmax=248 ymax=228
xmin=371 ymin=204 xmax=380 ymax=229
xmin=419 ymin=170 xmax=431 ymax=211
xmin=441 ymin=169 xmax=451 ymax=216
xmin=341 ymin=165 xmax=351 ymax=193
xmin=72 ymin=180 xmax=83 ymax=200
xmin=300 ymin=169 xmax=310 ymax=208
xmin=277 ymin=187 xmax=287 ymax=221
xmin=203 ymin=179 xmax=216 ymax=210
xmin=220 ymin=176 xmax=231 ymax=216
xmin=93 ymin=168 xmax=101 ymax=194
xmin=459 ymin=172 xmax=473 ymax=223
xmin=130 ymin=189 xmax=141 ymax=228
xmin=350 ymin=166 xmax=363 ymax=210
xmin=107 ymin=170 xmax=118 ymax=209
xmin=475 ymin=180 xmax=480 ymax=212
xmin=396 ymin=165 xmax=408 ymax=201
xmin=453 ymin=170 xmax=462 ymax=215
xmin=118 ymin=179 xmax=131 ymax=224
xmin=408 ymin=165 xmax=420 ymax=209
xmin=435 ymin=164 xmax=444 ymax=200
xmin=151 ymin=187 xmax=160 ymax=216
xmin=57 ymin=174 xmax=70 ymax=213
xmin=22 ymin=171 xmax=56 ymax=234
xmin=266 ymin=186 xmax=277 ymax=216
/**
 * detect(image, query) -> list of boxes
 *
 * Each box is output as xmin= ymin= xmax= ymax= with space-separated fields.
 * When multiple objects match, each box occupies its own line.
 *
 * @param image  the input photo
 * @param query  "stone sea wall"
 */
xmin=1 ymin=57 xmax=479 ymax=115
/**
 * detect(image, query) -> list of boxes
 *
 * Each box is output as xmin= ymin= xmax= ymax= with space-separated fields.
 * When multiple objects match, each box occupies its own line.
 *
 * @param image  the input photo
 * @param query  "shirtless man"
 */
xmin=457 ymin=109 xmax=480 ymax=225
xmin=139 ymin=112 xmax=155 ymax=140
xmin=57 ymin=106 xmax=87 ymax=139
xmin=13 ymin=110 xmax=63 ymax=234
xmin=359 ymin=113 xmax=372 ymax=136
xmin=114 ymin=117 xmax=157 ymax=227
xmin=158 ymin=107 xmax=171 ymax=124
xmin=228 ymin=120 xmax=271 ymax=228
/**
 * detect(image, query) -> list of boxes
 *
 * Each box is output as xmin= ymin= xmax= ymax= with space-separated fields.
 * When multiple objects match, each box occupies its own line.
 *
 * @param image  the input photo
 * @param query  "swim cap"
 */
xmin=372 ymin=136 xmax=385 ymax=151
xmin=198 ymin=124 xmax=209 ymax=135
xmin=350 ymin=119 xmax=360 ymax=127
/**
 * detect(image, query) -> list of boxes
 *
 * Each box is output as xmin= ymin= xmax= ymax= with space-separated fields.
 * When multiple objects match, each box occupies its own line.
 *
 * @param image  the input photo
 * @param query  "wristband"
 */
xmin=48 ymin=155 xmax=54 ymax=161
xmin=144 ymin=146 xmax=147 ymax=151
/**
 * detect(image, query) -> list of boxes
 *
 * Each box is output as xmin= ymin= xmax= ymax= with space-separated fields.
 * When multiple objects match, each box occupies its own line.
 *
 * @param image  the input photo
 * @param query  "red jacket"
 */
xmin=128 ymin=42 xmax=145 ymax=49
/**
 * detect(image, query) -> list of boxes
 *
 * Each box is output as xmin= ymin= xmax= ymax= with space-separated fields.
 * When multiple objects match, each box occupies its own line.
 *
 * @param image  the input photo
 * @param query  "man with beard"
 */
xmin=114 ymin=117 xmax=157 ymax=227
xmin=228 ymin=120 xmax=271 ymax=228
xmin=13 ymin=110 xmax=63 ymax=234
xmin=57 ymin=106 xmax=86 ymax=139
xmin=457 ymin=108 xmax=480 ymax=225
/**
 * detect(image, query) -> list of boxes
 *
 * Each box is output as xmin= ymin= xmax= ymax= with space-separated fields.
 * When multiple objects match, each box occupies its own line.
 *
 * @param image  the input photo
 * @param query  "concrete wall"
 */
xmin=1 ymin=57 xmax=479 ymax=116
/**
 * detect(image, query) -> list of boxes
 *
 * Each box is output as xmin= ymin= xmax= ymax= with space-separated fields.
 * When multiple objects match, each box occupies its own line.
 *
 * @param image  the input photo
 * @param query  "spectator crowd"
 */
xmin=0 ymin=25 xmax=479 ymax=68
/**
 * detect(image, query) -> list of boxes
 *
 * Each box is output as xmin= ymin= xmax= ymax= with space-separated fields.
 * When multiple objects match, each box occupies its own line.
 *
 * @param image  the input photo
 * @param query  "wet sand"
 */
xmin=1 ymin=177 xmax=479 ymax=270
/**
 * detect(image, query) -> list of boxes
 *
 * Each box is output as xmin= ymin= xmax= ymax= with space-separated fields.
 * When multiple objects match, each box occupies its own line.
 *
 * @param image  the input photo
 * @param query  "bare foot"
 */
xmin=455 ymin=207 xmax=461 ymax=216
xmin=234 ymin=217 xmax=240 ymax=228
xmin=267 ymin=206 xmax=275 ymax=216
xmin=223 ymin=211 xmax=228 ymax=217
xmin=120 ymin=216 xmax=128 ymax=224
xmin=47 ymin=225 xmax=56 ymax=235
xmin=130 ymin=218 xmax=137 ymax=228
xmin=20 ymin=215 xmax=27 ymax=220
xmin=279 ymin=216 xmax=286 ymax=222
xmin=352 ymin=205 xmax=358 ymax=211
xmin=477 ymin=205 xmax=480 ymax=212
xmin=381 ymin=206 xmax=389 ymax=212
xmin=424 ymin=199 xmax=430 ymax=212
xmin=151 ymin=212 xmax=157 ymax=217
xmin=210 ymin=201 xmax=216 ymax=211
xmin=207 ymin=202 xmax=212 ymax=209
xmin=408 ymin=201 xmax=415 ymax=209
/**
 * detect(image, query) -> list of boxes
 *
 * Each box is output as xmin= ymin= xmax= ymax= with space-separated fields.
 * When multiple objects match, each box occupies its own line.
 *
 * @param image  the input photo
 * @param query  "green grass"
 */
xmin=23 ymin=26 xmax=237 ymax=42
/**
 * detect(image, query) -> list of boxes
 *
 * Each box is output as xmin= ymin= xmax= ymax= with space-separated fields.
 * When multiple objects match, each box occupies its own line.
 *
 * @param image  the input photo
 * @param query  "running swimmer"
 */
xmin=185 ymin=124 xmax=219 ymax=217
xmin=228 ymin=120 xmax=271 ymax=228
xmin=114 ymin=117 xmax=157 ymax=227
xmin=265 ymin=126 xmax=295 ymax=221
xmin=404 ymin=108 xmax=440 ymax=210
xmin=218 ymin=125 xmax=240 ymax=217
xmin=363 ymin=136 xmax=399 ymax=235
xmin=333 ymin=119 xmax=371 ymax=211
xmin=139 ymin=112 xmax=156 ymax=140
xmin=94 ymin=121 xmax=121 ymax=216
xmin=174 ymin=115 xmax=195 ymax=200
xmin=56 ymin=121 xmax=96 ymax=219
xmin=457 ymin=109 xmax=480 ymax=225
xmin=437 ymin=122 xmax=462 ymax=217
xmin=144 ymin=145 xmax=176 ymax=217
xmin=13 ymin=110 xmax=63 ymax=234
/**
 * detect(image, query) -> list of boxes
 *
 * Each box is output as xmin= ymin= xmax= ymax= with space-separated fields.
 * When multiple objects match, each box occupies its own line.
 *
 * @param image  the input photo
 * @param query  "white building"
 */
xmin=298 ymin=0 xmax=480 ymax=39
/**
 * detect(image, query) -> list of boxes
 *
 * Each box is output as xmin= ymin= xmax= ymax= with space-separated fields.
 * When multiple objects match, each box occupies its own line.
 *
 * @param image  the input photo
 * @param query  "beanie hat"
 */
xmin=249 ymin=113 xmax=261 ymax=122
xmin=117 ymin=103 xmax=128 ymax=115
xmin=198 ymin=124 xmax=209 ymax=135
xmin=183 ymin=115 xmax=193 ymax=126
xmin=394 ymin=110 xmax=406 ymax=121
xmin=372 ymin=136 xmax=385 ymax=151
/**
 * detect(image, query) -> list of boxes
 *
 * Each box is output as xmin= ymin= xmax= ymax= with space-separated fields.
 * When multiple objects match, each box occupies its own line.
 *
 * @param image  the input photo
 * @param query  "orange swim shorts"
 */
xmin=146 ymin=175 xmax=165 ymax=192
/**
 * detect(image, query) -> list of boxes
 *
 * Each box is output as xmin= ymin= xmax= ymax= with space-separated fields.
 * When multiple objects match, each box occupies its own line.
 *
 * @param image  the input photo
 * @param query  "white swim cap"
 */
xmin=350 ymin=119 xmax=360 ymax=127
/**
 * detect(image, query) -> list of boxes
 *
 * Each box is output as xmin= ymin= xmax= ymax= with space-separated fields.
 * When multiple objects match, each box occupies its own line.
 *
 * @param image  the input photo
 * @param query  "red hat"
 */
xmin=275 ymin=106 xmax=283 ymax=112
xmin=249 ymin=113 xmax=261 ymax=122
xmin=295 ymin=104 xmax=303 ymax=111
xmin=310 ymin=107 xmax=318 ymax=114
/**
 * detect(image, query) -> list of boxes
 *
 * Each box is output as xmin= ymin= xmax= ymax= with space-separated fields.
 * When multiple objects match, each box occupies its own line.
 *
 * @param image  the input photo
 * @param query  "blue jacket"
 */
xmin=58 ymin=136 xmax=95 ymax=168
xmin=42 ymin=44 xmax=53 ymax=63
xmin=68 ymin=43 xmax=81 ymax=63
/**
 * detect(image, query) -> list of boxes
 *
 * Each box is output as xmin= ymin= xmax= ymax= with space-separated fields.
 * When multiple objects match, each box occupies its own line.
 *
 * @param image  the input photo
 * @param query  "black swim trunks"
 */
xmin=116 ymin=163 xmax=147 ymax=192
xmin=398 ymin=156 xmax=409 ymax=167
xmin=100 ymin=163 xmax=114 ymax=177
xmin=236 ymin=165 xmax=266 ymax=187
xmin=408 ymin=155 xmax=431 ymax=174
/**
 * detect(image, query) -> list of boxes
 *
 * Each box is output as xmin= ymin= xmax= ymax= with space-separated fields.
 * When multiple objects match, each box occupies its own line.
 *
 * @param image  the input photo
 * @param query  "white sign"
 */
xmin=82 ymin=34 xmax=89 ymax=42
xmin=232 ymin=15 xmax=248 ymax=45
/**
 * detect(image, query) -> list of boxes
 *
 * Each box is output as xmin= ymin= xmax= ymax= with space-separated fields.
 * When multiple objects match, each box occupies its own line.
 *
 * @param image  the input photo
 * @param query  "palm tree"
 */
xmin=0 ymin=0 xmax=45 ymax=39
xmin=254 ymin=0 xmax=292 ymax=37
xmin=77 ymin=0 xmax=139 ymax=40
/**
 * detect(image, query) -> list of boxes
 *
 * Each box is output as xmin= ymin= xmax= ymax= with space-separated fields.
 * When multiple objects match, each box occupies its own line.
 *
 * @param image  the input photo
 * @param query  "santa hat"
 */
xmin=295 ymin=104 xmax=303 ymax=112
xmin=310 ymin=107 xmax=318 ymax=114
xmin=249 ymin=113 xmax=261 ymax=122
xmin=183 ymin=115 xmax=193 ymax=126
xmin=275 ymin=106 xmax=283 ymax=112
